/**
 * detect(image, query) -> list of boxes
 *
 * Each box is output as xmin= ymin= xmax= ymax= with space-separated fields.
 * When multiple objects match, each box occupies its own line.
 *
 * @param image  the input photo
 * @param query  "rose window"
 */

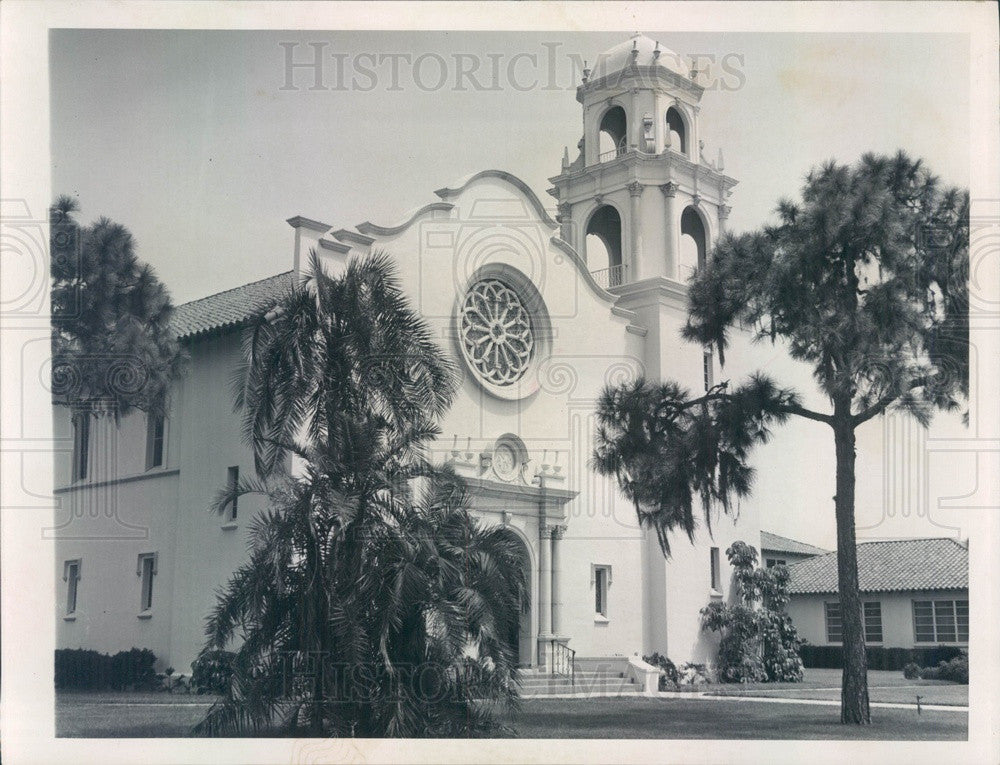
xmin=459 ymin=279 xmax=535 ymax=386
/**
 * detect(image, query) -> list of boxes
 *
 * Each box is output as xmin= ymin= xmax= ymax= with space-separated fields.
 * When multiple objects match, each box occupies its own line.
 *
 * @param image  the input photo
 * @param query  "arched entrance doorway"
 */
xmin=506 ymin=533 xmax=534 ymax=667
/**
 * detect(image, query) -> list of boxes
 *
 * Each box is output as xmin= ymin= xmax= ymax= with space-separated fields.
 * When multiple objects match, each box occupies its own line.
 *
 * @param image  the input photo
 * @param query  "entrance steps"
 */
xmin=517 ymin=667 xmax=639 ymax=698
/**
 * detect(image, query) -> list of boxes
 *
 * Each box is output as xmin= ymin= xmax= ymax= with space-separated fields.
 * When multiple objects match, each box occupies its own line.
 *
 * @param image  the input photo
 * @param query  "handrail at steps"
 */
xmin=550 ymin=639 xmax=576 ymax=687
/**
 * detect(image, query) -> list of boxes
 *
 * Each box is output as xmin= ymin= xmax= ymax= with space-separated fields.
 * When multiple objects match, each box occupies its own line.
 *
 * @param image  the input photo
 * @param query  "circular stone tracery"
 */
xmin=492 ymin=442 xmax=519 ymax=481
xmin=460 ymin=279 xmax=535 ymax=386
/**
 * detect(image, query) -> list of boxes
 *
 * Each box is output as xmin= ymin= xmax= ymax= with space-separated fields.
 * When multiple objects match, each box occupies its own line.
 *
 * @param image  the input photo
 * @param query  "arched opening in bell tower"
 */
xmin=680 ymin=206 xmax=708 ymax=280
xmin=666 ymin=107 xmax=687 ymax=154
xmin=597 ymin=106 xmax=628 ymax=161
xmin=585 ymin=205 xmax=624 ymax=286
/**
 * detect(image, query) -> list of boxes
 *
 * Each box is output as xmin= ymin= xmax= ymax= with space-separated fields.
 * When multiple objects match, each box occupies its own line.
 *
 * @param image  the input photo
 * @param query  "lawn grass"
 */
xmin=706 ymin=684 xmax=967 ymax=706
xmin=56 ymin=692 xmax=966 ymax=740
xmin=504 ymin=697 xmax=966 ymax=740
xmin=702 ymin=668 xmax=968 ymax=707
xmin=57 ymin=696 xmax=216 ymax=737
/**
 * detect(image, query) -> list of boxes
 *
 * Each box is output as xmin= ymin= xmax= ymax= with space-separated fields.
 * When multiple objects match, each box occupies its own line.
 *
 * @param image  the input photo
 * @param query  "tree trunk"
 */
xmin=308 ymin=533 xmax=328 ymax=734
xmin=833 ymin=415 xmax=871 ymax=724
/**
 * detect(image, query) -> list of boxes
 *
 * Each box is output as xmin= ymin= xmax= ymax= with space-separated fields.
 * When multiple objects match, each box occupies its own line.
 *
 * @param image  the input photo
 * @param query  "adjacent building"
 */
xmin=784 ymin=537 xmax=969 ymax=650
xmin=760 ymin=531 xmax=829 ymax=569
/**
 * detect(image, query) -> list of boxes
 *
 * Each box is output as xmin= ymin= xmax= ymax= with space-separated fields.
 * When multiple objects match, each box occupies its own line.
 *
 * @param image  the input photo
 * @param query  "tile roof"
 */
xmin=786 ymin=537 xmax=969 ymax=595
xmin=171 ymin=272 xmax=295 ymax=340
xmin=760 ymin=530 xmax=829 ymax=557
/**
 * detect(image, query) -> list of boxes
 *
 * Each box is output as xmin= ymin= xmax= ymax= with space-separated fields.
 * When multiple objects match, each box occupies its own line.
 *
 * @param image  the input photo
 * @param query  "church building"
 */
xmin=55 ymin=34 xmax=790 ymax=679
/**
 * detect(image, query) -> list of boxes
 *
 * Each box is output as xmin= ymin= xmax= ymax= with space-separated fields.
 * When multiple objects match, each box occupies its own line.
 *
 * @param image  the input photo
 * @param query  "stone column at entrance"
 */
xmin=536 ymin=524 xmax=553 ymax=669
xmin=538 ymin=524 xmax=553 ymax=635
xmin=550 ymin=525 xmax=566 ymax=636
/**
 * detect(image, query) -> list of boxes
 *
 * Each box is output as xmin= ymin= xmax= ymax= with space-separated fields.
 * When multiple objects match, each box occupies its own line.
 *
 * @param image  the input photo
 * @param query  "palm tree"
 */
xmin=195 ymin=252 xmax=526 ymax=737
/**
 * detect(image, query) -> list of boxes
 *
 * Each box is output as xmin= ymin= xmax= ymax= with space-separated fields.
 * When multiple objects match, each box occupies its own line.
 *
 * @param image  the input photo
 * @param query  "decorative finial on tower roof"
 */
xmin=631 ymin=39 xmax=639 ymax=60
xmin=653 ymin=41 xmax=661 ymax=60
xmin=582 ymin=60 xmax=590 ymax=83
xmin=717 ymin=147 xmax=725 ymax=171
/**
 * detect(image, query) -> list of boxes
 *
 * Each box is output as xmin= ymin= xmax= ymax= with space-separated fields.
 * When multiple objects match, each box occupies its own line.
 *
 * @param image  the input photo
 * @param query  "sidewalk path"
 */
xmin=521 ymin=689 xmax=967 ymax=713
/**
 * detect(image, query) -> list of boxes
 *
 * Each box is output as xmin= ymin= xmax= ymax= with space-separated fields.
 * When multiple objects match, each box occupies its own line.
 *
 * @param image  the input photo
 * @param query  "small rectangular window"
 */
xmin=146 ymin=413 xmax=165 ymax=469
xmin=766 ymin=558 xmax=787 ymax=568
xmin=64 ymin=559 xmax=81 ymax=615
xmin=73 ymin=414 xmax=90 ymax=481
xmin=593 ymin=564 xmax=611 ymax=618
xmin=826 ymin=600 xmax=882 ymax=643
xmin=226 ymin=466 xmax=239 ymax=521
xmin=703 ymin=348 xmax=714 ymax=392
xmin=825 ymin=601 xmax=843 ymax=643
xmin=138 ymin=553 xmax=157 ymax=612
xmin=710 ymin=546 xmax=721 ymax=591
xmin=863 ymin=601 xmax=883 ymax=643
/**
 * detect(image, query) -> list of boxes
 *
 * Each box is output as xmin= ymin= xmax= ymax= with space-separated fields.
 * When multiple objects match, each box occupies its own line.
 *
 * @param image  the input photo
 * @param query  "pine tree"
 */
xmin=50 ymin=196 xmax=185 ymax=419
xmin=595 ymin=152 xmax=968 ymax=723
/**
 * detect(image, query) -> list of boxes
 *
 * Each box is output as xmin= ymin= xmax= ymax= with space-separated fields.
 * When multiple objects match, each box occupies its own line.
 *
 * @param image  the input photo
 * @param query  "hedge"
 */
xmin=55 ymin=647 xmax=158 ymax=690
xmin=799 ymin=644 xmax=965 ymax=671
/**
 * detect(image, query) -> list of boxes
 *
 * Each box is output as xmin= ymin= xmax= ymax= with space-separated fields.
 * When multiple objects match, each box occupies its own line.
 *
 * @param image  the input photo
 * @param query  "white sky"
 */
xmin=49 ymin=29 xmax=974 ymax=549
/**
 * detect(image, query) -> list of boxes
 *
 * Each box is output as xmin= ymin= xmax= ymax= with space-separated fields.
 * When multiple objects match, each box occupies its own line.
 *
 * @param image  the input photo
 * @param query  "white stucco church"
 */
xmin=55 ymin=34 xmax=806 ymax=678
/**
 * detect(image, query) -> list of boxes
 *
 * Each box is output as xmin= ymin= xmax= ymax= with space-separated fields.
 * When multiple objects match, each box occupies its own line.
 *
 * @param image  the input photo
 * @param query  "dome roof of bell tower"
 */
xmin=590 ymin=33 xmax=690 ymax=80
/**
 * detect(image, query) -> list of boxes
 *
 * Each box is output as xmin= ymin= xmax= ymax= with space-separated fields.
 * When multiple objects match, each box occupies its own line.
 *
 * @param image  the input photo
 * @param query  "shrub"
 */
xmin=903 ymin=662 xmax=921 ymax=679
xmin=190 ymin=650 xmax=236 ymax=695
xmin=700 ymin=542 xmax=804 ymax=683
xmin=920 ymin=663 xmax=941 ymax=680
xmin=55 ymin=648 xmax=109 ymax=690
xmin=642 ymin=652 xmax=679 ymax=690
xmin=55 ymin=647 xmax=158 ymax=690
xmin=940 ymin=654 xmax=969 ymax=684
xmin=109 ymin=648 xmax=157 ymax=691
xmin=921 ymin=655 xmax=968 ymax=684
xmin=677 ymin=662 xmax=712 ymax=685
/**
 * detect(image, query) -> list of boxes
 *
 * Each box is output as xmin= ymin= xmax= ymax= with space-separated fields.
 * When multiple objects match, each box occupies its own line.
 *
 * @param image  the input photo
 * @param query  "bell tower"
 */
xmin=548 ymin=33 xmax=738 ymax=288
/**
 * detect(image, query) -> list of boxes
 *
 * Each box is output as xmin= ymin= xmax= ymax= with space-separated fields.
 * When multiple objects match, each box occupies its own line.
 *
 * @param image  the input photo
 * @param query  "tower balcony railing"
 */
xmin=598 ymin=146 xmax=628 ymax=163
xmin=598 ymin=139 xmax=628 ymax=163
xmin=590 ymin=263 xmax=628 ymax=289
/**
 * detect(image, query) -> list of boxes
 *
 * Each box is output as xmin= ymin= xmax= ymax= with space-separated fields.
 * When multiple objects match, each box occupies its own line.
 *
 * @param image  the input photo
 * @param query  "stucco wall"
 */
xmin=167 ymin=333 xmax=269 ymax=671
xmin=367 ymin=174 xmax=652 ymax=662
xmin=54 ymin=402 xmax=181 ymax=667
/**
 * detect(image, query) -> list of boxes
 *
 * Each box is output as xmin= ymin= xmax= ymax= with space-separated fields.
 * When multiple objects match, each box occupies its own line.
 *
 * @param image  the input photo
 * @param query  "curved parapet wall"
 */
xmin=356 ymin=202 xmax=455 ymax=237
xmin=434 ymin=169 xmax=560 ymax=230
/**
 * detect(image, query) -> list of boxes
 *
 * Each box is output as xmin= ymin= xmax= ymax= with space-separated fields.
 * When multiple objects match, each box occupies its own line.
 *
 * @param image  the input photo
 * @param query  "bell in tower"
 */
xmin=548 ymin=33 xmax=737 ymax=289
